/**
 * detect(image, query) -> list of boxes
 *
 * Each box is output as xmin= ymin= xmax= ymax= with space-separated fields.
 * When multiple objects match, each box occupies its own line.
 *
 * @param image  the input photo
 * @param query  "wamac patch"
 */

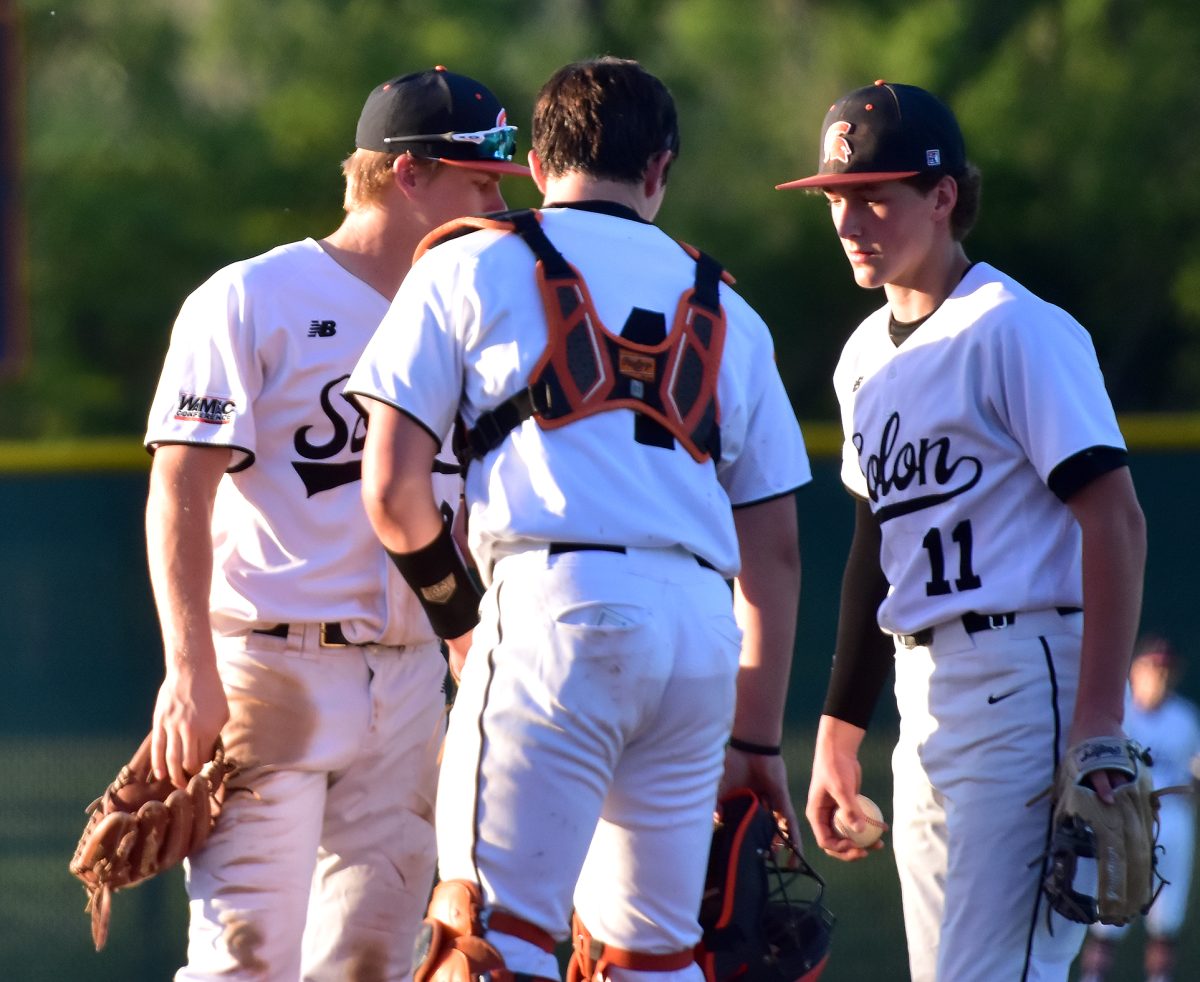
xmin=175 ymin=392 xmax=236 ymax=424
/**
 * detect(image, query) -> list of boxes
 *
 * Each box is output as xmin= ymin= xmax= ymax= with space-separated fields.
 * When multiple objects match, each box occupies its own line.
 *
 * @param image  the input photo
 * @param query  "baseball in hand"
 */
xmin=833 ymin=794 xmax=887 ymax=848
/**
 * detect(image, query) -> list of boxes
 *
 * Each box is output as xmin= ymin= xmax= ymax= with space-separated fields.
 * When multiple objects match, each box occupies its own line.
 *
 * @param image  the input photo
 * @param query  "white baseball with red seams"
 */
xmin=833 ymin=794 xmax=886 ymax=848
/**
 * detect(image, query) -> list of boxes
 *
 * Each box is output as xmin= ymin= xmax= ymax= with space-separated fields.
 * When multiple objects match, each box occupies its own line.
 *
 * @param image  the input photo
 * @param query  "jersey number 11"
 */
xmin=922 ymin=519 xmax=982 ymax=596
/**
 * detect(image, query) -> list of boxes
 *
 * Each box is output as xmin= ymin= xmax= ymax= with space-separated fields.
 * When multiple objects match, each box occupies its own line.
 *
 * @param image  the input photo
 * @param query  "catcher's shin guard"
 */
xmin=566 ymin=912 xmax=696 ymax=982
xmin=413 ymin=880 xmax=558 ymax=982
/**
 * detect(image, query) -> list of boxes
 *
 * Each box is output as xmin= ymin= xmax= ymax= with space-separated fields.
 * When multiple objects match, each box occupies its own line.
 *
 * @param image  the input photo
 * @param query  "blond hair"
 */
xmin=340 ymin=148 xmax=401 ymax=212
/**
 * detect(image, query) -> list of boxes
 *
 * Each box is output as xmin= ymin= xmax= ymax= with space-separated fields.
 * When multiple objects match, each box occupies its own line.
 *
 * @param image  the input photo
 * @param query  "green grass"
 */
xmin=1 ymin=734 xmax=1192 ymax=980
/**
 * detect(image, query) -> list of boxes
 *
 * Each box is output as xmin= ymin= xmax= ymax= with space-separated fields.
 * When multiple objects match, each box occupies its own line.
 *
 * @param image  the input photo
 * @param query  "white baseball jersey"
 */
xmin=1123 ymin=690 xmax=1200 ymax=791
xmin=145 ymin=238 xmax=459 ymax=644
xmin=347 ymin=206 xmax=811 ymax=577
xmin=834 ymin=262 xmax=1126 ymax=635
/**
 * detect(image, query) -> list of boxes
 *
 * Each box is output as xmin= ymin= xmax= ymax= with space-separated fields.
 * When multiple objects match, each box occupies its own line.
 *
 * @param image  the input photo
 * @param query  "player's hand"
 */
xmin=1067 ymin=719 xmax=1130 ymax=804
xmin=718 ymin=744 xmax=800 ymax=859
xmin=152 ymin=654 xmax=228 ymax=789
xmin=807 ymin=783 xmax=880 ymax=861
xmin=806 ymin=715 xmax=879 ymax=861
xmin=445 ymin=629 xmax=473 ymax=683
xmin=1083 ymin=767 xmax=1133 ymax=804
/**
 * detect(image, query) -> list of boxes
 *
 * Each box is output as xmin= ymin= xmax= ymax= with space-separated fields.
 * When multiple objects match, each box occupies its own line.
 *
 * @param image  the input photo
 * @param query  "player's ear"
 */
xmin=932 ymin=174 xmax=958 ymax=221
xmin=393 ymin=153 xmax=423 ymax=197
xmin=643 ymin=149 xmax=673 ymax=196
xmin=527 ymin=150 xmax=549 ymax=195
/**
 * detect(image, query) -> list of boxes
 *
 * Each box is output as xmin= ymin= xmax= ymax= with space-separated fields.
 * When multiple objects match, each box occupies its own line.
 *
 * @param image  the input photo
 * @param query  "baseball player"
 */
xmin=1080 ymin=636 xmax=1200 ymax=982
xmin=777 ymin=81 xmax=1147 ymax=981
xmin=347 ymin=57 xmax=810 ymax=982
xmin=143 ymin=67 xmax=529 ymax=980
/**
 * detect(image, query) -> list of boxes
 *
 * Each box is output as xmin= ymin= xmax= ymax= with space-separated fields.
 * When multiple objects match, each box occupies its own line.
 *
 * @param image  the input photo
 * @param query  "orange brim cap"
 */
xmin=438 ymin=157 xmax=532 ymax=178
xmin=776 ymin=169 xmax=919 ymax=190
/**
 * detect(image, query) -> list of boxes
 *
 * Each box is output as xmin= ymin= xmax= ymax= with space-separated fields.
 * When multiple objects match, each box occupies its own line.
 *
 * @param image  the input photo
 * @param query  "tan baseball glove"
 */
xmin=1041 ymin=736 xmax=1161 ymax=926
xmin=69 ymin=733 xmax=238 ymax=950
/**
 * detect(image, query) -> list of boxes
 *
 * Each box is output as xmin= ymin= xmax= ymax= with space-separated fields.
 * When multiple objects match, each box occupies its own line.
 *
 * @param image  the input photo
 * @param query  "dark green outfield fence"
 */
xmin=1 ymin=430 xmax=1197 ymax=980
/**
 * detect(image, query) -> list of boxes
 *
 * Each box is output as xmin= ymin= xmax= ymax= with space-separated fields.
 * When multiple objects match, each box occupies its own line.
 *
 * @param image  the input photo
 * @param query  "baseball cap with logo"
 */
xmin=355 ymin=66 xmax=530 ymax=177
xmin=776 ymin=80 xmax=965 ymax=190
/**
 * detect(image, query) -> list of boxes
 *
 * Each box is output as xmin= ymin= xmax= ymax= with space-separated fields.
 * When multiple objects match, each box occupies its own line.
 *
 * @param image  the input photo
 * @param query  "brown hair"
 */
xmin=904 ymin=162 xmax=983 ymax=241
xmin=532 ymin=57 xmax=679 ymax=183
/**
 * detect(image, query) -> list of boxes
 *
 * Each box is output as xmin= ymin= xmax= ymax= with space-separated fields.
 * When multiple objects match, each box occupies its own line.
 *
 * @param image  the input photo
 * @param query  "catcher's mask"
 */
xmin=697 ymin=788 xmax=835 ymax=982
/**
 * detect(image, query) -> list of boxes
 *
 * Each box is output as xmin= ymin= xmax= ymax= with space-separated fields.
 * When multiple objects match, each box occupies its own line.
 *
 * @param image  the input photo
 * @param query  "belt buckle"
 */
xmin=319 ymin=623 xmax=349 ymax=648
xmin=986 ymin=614 xmax=1011 ymax=631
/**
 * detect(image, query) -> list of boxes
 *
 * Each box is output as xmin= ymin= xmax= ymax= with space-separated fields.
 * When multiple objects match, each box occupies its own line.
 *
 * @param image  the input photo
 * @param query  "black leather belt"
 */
xmin=252 ymin=622 xmax=360 ymax=647
xmin=547 ymin=541 xmax=717 ymax=571
xmin=898 ymin=607 xmax=1082 ymax=649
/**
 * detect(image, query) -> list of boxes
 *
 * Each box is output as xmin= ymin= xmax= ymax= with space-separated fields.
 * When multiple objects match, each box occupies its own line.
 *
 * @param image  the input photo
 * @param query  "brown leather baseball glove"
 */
xmin=1041 ymin=737 xmax=1161 ymax=926
xmin=69 ymin=733 xmax=238 ymax=950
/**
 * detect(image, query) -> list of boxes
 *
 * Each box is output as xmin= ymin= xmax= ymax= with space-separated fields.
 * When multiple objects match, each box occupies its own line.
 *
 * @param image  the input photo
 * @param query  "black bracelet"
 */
xmin=728 ymin=736 xmax=782 ymax=756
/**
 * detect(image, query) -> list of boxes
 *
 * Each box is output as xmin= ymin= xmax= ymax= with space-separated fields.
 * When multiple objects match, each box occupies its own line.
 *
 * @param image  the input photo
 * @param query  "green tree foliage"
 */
xmin=3 ymin=0 xmax=1198 ymax=437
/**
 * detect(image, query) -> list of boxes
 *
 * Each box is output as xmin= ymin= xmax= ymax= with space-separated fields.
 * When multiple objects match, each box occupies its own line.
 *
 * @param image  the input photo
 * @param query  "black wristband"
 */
xmin=387 ymin=525 xmax=482 ymax=640
xmin=728 ymin=736 xmax=782 ymax=756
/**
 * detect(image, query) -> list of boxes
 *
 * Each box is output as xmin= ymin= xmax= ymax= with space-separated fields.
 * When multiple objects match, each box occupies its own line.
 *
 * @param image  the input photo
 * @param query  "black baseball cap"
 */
xmin=355 ymin=66 xmax=530 ymax=177
xmin=776 ymin=80 xmax=965 ymax=190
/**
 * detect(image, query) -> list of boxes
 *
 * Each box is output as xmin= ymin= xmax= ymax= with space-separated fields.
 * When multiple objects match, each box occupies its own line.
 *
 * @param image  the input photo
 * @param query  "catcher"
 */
xmin=69 ymin=733 xmax=237 ymax=951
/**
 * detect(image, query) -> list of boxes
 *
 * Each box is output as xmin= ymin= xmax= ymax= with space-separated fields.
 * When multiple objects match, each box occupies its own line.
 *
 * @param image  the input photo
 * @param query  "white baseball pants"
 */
xmin=891 ymin=608 xmax=1087 ymax=982
xmin=176 ymin=628 xmax=446 ymax=981
xmin=437 ymin=545 xmax=742 ymax=982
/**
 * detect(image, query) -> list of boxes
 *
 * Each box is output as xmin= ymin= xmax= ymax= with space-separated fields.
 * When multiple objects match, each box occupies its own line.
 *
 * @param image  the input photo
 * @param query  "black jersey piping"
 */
xmin=470 ymin=580 xmax=503 ymax=882
xmin=730 ymin=485 xmax=806 ymax=509
xmin=1020 ymin=635 xmax=1065 ymax=981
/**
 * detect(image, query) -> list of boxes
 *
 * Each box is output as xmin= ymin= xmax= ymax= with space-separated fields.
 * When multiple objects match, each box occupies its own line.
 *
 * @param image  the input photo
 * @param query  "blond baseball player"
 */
xmin=348 ymin=57 xmax=810 ymax=982
xmin=778 ymin=81 xmax=1147 ymax=981
xmin=143 ymin=67 xmax=529 ymax=980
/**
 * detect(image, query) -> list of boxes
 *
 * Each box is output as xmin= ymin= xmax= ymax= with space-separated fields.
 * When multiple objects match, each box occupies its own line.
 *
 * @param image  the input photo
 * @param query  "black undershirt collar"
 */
xmin=887 ymin=261 xmax=978 ymax=347
xmin=542 ymin=199 xmax=650 ymax=224
xmin=887 ymin=310 xmax=932 ymax=347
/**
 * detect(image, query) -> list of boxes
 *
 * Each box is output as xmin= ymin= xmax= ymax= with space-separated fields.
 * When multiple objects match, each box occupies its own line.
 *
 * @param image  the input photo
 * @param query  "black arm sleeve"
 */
xmin=821 ymin=496 xmax=895 ymax=729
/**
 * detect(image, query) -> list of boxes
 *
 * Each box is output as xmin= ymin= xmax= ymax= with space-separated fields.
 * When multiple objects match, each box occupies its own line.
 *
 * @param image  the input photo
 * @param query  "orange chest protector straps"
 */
xmin=423 ymin=209 xmax=728 ymax=465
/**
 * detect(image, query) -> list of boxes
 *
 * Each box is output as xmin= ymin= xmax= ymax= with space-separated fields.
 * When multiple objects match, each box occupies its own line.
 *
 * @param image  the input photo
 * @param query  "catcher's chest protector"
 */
xmin=421 ymin=209 xmax=727 ymax=464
